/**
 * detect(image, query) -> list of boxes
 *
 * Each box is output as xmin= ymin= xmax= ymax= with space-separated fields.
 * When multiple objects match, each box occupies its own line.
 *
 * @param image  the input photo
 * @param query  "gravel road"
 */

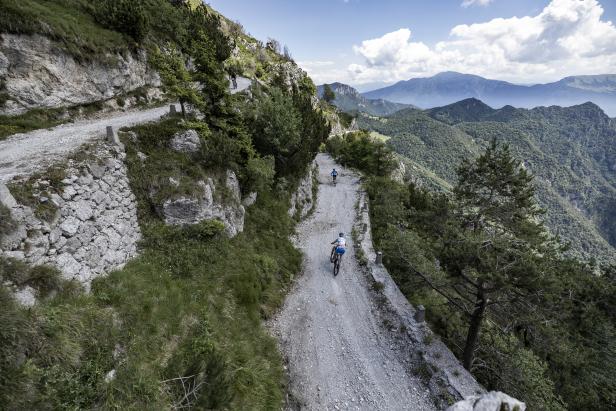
xmin=271 ymin=154 xmax=436 ymax=411
xmin=0 ymin=104 xmax=175 ymax=183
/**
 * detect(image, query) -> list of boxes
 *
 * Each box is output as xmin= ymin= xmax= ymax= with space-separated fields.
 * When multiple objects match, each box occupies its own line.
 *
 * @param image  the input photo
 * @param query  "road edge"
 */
xmin=354 ymin=189 xmax=485 ymax=406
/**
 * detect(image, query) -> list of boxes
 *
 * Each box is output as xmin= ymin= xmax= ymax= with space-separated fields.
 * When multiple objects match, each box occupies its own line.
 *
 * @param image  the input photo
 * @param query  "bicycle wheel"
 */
xmin=333 ymin=256 xmax=340 ymax=276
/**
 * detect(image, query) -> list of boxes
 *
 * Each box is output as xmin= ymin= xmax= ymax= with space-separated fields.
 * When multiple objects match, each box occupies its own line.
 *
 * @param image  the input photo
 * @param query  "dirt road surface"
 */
xmin=271 ymin=154 xmax=436 ymax=411
xmin=0 ymin=104 xmax=175 ymax=183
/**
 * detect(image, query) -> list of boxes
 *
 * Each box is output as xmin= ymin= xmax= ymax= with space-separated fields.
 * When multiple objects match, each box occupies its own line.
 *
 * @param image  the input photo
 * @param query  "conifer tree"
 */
xmin=322 ymin=84 xmax=336 ymax=103
xmin=444 ymin=140 xmax=550 ymax=370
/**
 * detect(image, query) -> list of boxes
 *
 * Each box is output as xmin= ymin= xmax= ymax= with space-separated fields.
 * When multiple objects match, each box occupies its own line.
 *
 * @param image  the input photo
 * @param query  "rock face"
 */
xmin=169 ymin=129 xmax=201 ymax=153
xmin=162 ymin=170 xmax=245 ymax=237
xmin=0 ymin=143 xmax=141 ymax=289
xmin=447 ymin=391 xmax=526 ymax=411
xmin=0 ymin=34 xmax=160 ymax=115
xmin=288 ymin=161 xmax=317 ymax=219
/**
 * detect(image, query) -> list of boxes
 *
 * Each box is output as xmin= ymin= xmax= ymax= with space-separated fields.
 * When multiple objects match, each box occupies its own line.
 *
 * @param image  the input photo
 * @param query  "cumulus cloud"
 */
xmin=347 ymin=0 xmax=616 ymax=84
xmin=461 ymin=0 xmax=493 ymax=7
xmin=298 ymin=61 xmax=350 ymax=85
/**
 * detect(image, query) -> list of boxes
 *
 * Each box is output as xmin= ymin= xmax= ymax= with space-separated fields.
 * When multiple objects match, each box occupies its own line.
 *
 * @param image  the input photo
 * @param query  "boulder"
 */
xmin=170 ymin=129 xmax=201 ymax=153
xmin=162 ymin=197 xmax=203 ymax=225
xmin=446 ymin=391 xmax=525 ymax=411
xmin=60 ymin=216 xmax=80 ymax=237
xmin=242 ymin=192 xmax=258 ymax=207
xmin=74 ymin=200 xmax=94 ymax=221
xmin=13 ymin=286 xmax=36 ymax=307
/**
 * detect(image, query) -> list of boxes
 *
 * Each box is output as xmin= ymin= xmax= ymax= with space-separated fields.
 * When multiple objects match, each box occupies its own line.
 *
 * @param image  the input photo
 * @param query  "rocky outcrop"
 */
xmin=169 ymin=129 xmax=201 ymax=153
xmin=0 ymin=143 xmax=141 ymax=290
xmin=390 ymin=159 xmax=407 ymax=183
xmin=161 ymin=170 xmax=245 ymax=237
xmin=0 ymin=34 xmax=160 ymax=115
xmin=447 ymin=391 xmax=525 ymax=411
xmin=288 ymin=161 xmax=317 ymax=219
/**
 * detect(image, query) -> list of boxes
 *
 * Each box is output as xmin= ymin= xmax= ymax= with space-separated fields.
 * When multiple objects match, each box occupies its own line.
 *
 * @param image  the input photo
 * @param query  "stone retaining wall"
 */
xmin=354 ymin=190 xmax=485 ymax=405
xmin=0 ymin=143 xmax=140 ymax=292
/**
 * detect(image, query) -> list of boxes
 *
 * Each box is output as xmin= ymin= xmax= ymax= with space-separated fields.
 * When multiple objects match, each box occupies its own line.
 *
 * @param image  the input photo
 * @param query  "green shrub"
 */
xmin=326 ymin=131 xmax=396 ymax=177
xmin=95 ymin=0 xmax=149 ymax=42
xmin=0 ymin=257 xmax=63 ymax=298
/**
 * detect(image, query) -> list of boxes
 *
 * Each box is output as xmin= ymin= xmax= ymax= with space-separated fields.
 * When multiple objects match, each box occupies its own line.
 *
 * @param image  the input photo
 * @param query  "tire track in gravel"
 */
xmin=271 ymin=153 xmax=436 ymax=411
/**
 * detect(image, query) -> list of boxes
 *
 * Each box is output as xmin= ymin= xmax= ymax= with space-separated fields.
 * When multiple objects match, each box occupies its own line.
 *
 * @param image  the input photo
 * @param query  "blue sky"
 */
xmin=209 ymin=0 xmax=616 ymax=90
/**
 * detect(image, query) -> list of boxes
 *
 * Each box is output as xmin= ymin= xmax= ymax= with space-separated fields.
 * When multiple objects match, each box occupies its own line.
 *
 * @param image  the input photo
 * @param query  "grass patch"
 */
xmin=0 ymin=0 xmax=129 ymax=61
xmin=0 ymin=184 xmax=302 ymax=409
xmin=0 ymin=107 xmax=68 ymax=140
xmin=7 ymin=166 xmax=66 ymax=223
xmin=0 ymin=101 xmax=108 ymax=140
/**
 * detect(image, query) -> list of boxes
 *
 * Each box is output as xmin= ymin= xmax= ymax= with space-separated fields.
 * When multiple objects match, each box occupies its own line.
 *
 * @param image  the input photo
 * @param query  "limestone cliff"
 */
xmin=0 ymin=34 xmax=160 ymax=116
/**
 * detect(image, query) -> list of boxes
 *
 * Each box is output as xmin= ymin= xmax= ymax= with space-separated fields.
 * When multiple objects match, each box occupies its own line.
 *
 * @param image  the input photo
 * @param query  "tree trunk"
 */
xmin=180 ymin=98 xmax=186 ymax=118
xmin=462 ymin=287 xmax=487 ymax=370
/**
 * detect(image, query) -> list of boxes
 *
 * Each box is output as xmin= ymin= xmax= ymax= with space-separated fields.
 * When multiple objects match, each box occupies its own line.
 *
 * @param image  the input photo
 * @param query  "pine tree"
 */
xmin=444 ymin=140 xmax=550 ymax=370
xmin=322 ymin=84 xmax=336 ymax=103
xmin=150 ymin=44 xmax=201 ymax=117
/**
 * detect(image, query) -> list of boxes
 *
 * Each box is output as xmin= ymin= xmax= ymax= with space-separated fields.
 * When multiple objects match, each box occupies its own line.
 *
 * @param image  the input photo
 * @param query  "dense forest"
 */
xmin=327 ymin=131 xmax=616 ymax=410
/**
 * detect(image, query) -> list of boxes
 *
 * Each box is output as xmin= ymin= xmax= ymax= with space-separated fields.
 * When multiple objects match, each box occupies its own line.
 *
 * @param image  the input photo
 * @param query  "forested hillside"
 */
xmin=357 ymin=100 xmax=616 ymax=263
xmin=0 ymin=1 xmax=330 ymax=409
xmin=326 ymin=131 xmax=616 ymax=410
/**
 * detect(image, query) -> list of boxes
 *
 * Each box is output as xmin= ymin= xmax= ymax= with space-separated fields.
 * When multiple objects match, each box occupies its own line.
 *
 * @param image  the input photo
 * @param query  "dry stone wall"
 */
xmin=0 ymin=143 xmax=140 ymax=290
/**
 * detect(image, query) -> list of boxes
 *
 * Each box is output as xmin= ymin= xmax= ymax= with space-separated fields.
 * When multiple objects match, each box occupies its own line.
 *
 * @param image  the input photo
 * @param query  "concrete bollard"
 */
xmin=106 ymin=126 xmax=115 ymax=144
xmin=170 ymin=104 xmax=177 ymax=115
xmin=414 ymin=305 xmax=426 ymax=323
xmin=362 ymin=223 xmax=367 ymax=233
xmin=106 ymin=126 xmax=124 ymax=150
xmin=0 ymin=183 xmax=18 ymax=208
xmin=375 ymin=251 xmax=383 ymax=264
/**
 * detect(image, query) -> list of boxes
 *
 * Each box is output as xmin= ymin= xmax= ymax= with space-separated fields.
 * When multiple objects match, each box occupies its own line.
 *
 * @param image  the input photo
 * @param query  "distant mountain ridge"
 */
xmin=356 ymin=99 xmax=616 ymax=262
xmin=317 ymin=82 xmax=411 ymax=116
xmin=362 ymin=72 xmax=616 ymax=116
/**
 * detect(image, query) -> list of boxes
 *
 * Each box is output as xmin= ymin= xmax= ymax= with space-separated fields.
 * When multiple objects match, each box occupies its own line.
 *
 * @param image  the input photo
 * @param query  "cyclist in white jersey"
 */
xmin=330 ymin=232 xmax=347 ymax=261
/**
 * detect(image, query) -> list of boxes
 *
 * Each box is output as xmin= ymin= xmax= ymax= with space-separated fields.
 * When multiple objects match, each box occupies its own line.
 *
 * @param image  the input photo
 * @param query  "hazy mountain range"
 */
xmin=361 ymin=72 xmax=616 ymax=116
xmin=317 ymin=82 xmax=412 ymax=116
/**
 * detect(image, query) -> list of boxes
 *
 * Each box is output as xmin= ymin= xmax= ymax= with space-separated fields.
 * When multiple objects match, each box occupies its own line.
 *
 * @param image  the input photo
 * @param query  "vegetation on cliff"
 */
xmin=357 ymin=101 xmax=616 ymax=264
xmin=328 ymin=135 xmax=616 ymax=410
xmin=0 ymin=1 xmax=330 ymax=409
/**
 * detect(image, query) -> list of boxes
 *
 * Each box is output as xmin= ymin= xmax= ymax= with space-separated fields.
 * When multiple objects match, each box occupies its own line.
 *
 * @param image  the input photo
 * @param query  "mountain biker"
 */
xmin=331 ymin=168 xmax=338 ymax=183
xmin=330 ymin=232 xmax=346 ymax=262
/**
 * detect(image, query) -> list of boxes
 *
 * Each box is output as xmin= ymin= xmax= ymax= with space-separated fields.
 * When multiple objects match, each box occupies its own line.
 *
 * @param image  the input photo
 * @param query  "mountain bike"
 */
xmin=330 ymin=248 xmax=344 ymax=276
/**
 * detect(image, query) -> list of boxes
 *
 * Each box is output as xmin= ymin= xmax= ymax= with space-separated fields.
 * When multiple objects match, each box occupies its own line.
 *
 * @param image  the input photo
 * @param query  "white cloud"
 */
xmin=346 ymin=0 xmax=616 ymax=84
xmin=297 ymin=61 xmax=350 ymax=85
xmin=461 ymin=0 xmax=493 ymax=7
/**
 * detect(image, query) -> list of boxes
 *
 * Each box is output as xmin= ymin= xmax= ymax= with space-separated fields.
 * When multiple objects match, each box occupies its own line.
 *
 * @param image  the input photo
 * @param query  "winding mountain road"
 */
xmin=272 ymin=154 xmax=436 ymax=411
xmin=0 ymin=104 xmax=176 ymax=183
